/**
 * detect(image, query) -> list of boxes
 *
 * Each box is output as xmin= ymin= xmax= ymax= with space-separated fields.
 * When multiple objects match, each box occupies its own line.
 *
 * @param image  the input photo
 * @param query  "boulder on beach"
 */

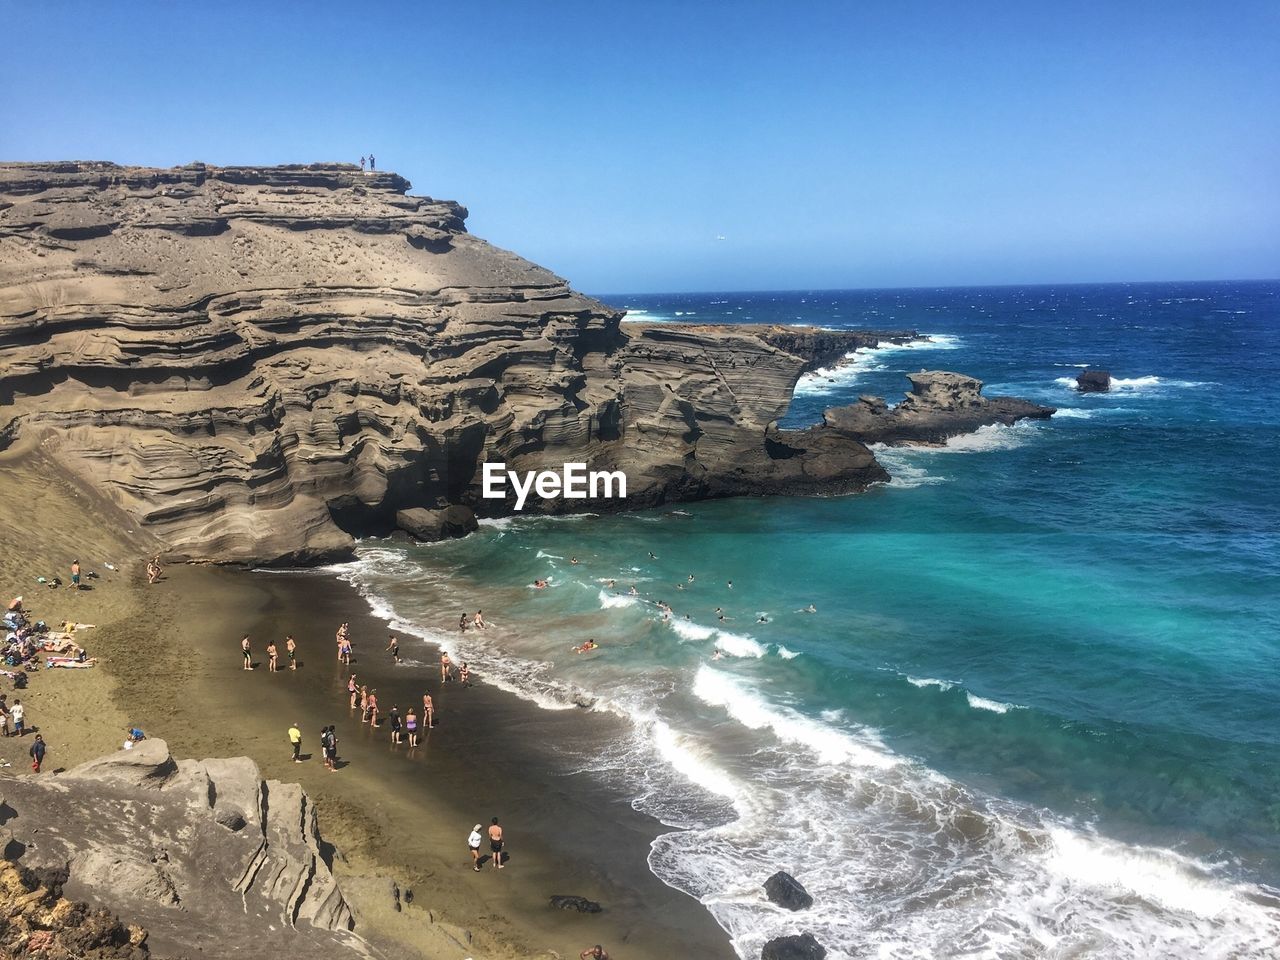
xmin=396 ymin=505 xmax=479 ymax=542
xmin=761 ymin=932 xmax=827 ymax=960
xmin=763 ymin=870 xmax=814 ymax=911
xmin=1076 ymin=369 xmax=1112 ymax=392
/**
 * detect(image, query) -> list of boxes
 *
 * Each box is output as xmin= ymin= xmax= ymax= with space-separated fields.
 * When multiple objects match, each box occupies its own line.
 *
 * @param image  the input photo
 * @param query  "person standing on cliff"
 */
xmin=369 ymin=154 xmax=376 ymax=170
xmin=359 ymin=155 xmax=366 ymax=171
xmin=29 ymin=734 xmax=46 ymax=772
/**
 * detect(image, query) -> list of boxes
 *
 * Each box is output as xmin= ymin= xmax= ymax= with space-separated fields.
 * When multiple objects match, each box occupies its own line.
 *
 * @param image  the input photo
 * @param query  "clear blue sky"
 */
xmin=4 ymin=0 xmax=1278 ymax=293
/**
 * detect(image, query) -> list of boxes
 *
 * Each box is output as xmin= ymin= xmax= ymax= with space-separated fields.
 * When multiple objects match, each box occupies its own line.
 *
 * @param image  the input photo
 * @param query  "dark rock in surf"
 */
xmin=761 ymin=932 xmax=827 ymax=960
xmin=763 ymin=870 xmax=814 ymax=910
xmin=550 ymin=894 xmax=603 ymax=913
xmin=1076 ymin=369 xmax=1112 ymax=392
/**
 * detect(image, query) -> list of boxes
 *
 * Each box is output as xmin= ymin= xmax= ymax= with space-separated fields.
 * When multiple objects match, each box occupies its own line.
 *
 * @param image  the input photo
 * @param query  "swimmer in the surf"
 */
xmin=573 ymin=639 xmax=599 ymax=654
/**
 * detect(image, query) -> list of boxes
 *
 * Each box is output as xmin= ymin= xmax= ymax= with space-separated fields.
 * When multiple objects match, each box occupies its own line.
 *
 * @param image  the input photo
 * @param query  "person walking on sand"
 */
xmin=11 ymin=699 xmax=25 ymax=737
xmin=266 ymin=639 xmax=279 ymax=673
xmin=289 ymin=722 xmax=303 ymax=762
xmin=405 ymin=707 xmax=419 ymax=747
xmin=468 ymin=823 xmax=483 ymax=871
xmin=241 ymin=635 xmax=253 ymax=670
xmin=0 ymin=695 xmax=10 ymax=737
xmin=29 ymin=734 xmax=46 ymax=773
xmin=146 ymin=556 xmax=162 ymax=584
xmin=441 ymin=651 xmax=452 ymax=682
xmin=459 ymin=662 xmax=470 ymax=686
xmin=359 ymin=685 xmax=369 ymax=721
xmin=368 ymin=690 xmax=380 ymax=726
xmin=286 ymin=635 xmax=298 ymax=670
xmin=389 ymin=706 xmax=403 ymax=744
xmin=386 ymin=633 xmax=400 ymax=664
xmin=348 ymin=674 xmax=359 ymax=709
xmin=488 ymin=817 xmax=505 ymax=869
xmin=423 ymin=692 xmax=434 ymax=729
xmin=325 ymin=725 xmax=339 ymax=771
xmin=71 ymin=559 xmax=81 ymax=591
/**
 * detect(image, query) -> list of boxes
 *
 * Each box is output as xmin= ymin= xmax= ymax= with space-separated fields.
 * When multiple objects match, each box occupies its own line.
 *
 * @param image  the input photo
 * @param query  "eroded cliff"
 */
xmin=0 ymin=162 xmax=1048 ymax=564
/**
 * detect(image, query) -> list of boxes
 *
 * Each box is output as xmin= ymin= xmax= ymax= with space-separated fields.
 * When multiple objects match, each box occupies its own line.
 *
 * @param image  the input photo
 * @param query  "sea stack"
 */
xmin=1076 ymin=369 xmax=1112 ymax=392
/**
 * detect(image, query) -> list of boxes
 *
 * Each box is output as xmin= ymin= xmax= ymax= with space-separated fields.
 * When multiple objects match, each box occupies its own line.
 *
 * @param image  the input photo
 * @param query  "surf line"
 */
xmin=482 ymin=462 xmax=627 ymax=512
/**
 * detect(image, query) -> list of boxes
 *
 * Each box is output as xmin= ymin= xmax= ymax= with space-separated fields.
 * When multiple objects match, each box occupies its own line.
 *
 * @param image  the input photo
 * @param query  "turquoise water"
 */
xmin=339 ymin=282 xmax=1280 ymax=958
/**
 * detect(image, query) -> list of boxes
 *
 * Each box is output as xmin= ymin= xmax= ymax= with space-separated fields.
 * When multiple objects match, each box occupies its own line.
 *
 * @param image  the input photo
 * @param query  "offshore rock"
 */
xmin=1076 ymin=368 xmax=1112 ymax=392
xmin=761 ymin=932 xmax=827 ymax=960
xmin=823 ymin=371 xmax=1055 ymax=446
xmin=763 ymin=870 xmax=813 ymax=911
xmin=0 ymin=162 xmax=915 ymax=564
xmin=0 ymin=740 xmax=374 ymax=960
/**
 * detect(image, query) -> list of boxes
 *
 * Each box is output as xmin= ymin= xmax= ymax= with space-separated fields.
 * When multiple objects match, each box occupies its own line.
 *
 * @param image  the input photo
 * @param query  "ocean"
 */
xmin=332 ymin=281 xmax=1280 ymax=958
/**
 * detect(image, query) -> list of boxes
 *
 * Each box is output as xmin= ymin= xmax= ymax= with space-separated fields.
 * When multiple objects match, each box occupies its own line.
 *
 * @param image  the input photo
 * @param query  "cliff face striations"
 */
xmin=0 ymin=162 xmax=916 ymax=563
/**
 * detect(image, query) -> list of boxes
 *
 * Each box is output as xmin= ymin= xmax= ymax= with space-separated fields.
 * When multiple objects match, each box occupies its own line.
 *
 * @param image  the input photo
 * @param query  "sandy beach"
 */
xmin=0 ymin=447 xmax=734 ymax=959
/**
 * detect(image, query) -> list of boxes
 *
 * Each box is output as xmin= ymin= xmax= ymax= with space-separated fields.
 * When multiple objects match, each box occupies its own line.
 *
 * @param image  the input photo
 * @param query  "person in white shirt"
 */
xmin=467 ymin=824 xmax=483 ymax=872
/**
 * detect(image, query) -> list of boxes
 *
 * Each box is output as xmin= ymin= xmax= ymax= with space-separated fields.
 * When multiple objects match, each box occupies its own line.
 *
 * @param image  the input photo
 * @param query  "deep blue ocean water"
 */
xmin=338 ymin=281 xmax=1280 ymax=958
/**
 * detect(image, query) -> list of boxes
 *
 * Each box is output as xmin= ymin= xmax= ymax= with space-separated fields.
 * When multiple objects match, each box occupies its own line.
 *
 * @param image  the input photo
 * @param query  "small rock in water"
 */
xmin=1076 ymin=369 xmax=1111 ymax=392
xmin=761 ymin=932 xmax=826 ymax=960
xmin=763 ymin=870 xmax=814 ymax=911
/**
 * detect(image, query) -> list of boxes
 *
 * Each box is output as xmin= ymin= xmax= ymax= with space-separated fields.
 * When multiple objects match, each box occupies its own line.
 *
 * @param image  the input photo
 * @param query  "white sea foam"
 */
xmin=1055 ymin=374 xmax=1213 ymax=394
xmin=713 ymin=631 xmax=767 ymax=659
xmin=692 ymin=667 xmax=897 ymax=769
xmin=775 ymin=645 xmax=800 ymax=659
xmin=669 ymin=619 xmax=717 ymax=641
xmin=907 ymin=675 xmax=956 ymax=691
xmin=1051 ymin=408 xmax=1094 ymax=419
xmin=599 ymin=590 xmax=640 ymax=609
xmin=793 ymin=333 xmax=963 ymax=398
xmin=966 ymin=692 xmax=1024 ymax=714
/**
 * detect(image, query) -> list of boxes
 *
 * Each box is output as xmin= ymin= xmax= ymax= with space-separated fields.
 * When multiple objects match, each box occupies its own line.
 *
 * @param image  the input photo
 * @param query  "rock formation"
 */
xmin=822 ymin=371 xmax=1055 ymax=445
xmin=761 ymin=932 xmax=827 ymax=960
xmin=0 ymin=740 xmax=375 ymax=960
xmin=763 ymin=870 xmax=813 ymax=911
xmin=1076 ymin=368 xmax=1111 ymax=392
xmin=0 ymin=162 xmax=918 ymax=563
xmin=0 ymin=162 xmax=1052 ymax=563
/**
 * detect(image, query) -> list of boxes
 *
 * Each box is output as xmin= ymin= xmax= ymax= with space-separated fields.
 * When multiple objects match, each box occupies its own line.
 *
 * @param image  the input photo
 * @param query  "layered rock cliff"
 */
xmin=1 ymin=740 xmax=373 ymax=959
xmin=0 ymin=162 xmax=1047 ymax=564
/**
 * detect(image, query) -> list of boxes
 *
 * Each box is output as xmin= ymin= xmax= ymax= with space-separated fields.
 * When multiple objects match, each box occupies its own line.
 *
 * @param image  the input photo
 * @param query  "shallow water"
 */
xmin=338 ymin=281 xmax=1280 ymax=958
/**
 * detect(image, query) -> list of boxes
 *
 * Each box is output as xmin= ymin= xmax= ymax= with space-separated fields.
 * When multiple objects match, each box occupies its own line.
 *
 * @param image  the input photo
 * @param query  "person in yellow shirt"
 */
xmin=288 ymin=723 xmax=303 ymax=762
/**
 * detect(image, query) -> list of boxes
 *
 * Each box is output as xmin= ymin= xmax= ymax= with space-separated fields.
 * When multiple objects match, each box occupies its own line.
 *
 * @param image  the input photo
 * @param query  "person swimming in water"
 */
xmin=570 ymin=556 xmax=580 ymax=565
xmin=573 ymin=639 xmax=599 ymax=653
xmin=533 ymin=579 xmax=548 ymax=589
xmin=473 ymin=610 xmax=486 ymax=629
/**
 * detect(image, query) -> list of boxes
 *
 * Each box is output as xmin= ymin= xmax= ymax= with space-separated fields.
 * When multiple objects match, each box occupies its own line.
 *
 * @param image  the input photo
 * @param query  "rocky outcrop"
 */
xmin=1076 ymin=369 xmax=1111 ymax=392
xmin=0 ymin=860 xmax=154 ymax=959
xmin=395 ymin=505 xmax=478 ymax=542
xmin=761 ymin=932 xmax=827 ymax=960
xmin=763 ymin=870 xmax=813 ymax=911
xmin=0 ymin=740 xmax=374 ymax=960
xmin=822 ymin=371 xmax=1055 ymax=445
xmin=0 ymin=162 xmax=922 ymax=564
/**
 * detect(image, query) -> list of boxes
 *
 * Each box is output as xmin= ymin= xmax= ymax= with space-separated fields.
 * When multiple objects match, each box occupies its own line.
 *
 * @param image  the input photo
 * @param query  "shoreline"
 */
xmin=0 ymin=451 xmax=734 ymax=959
